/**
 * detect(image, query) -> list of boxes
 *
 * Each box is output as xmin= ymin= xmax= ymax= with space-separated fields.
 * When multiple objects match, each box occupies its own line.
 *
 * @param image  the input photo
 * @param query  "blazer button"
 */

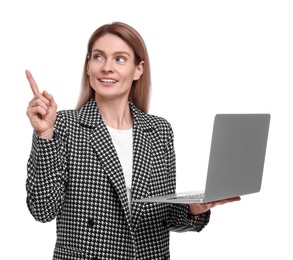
xmin=87 ymin=218 xmax=95 ymax=228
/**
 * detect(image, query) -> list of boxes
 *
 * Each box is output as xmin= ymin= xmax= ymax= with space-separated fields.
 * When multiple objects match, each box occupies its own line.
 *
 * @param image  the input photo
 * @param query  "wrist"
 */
xmin=36 ymin=128 xmax=54 ymax=139
xmin=188 ymin=206 xmax=200 ymax=217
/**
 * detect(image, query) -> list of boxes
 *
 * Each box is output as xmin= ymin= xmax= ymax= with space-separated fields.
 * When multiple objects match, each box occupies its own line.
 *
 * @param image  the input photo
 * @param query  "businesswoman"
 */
xmin=26 ymin=22 xmax=239 ymax=260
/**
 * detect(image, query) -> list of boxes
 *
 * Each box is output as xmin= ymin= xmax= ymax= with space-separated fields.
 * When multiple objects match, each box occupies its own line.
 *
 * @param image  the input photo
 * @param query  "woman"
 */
xmin=26 ymin=22 xmax=239 ymax=260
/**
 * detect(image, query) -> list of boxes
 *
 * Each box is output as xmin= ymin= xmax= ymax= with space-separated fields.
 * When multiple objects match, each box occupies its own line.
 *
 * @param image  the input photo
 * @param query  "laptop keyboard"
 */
xmin=183 ymin=194 xmax=204 ymax=199
xmin=167 ymin=193 xmax=204 ymax=200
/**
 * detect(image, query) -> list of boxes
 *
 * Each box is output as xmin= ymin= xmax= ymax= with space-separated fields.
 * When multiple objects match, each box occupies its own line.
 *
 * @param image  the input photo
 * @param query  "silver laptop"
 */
xmin=134 ymin=114 xmax=270 ymax=204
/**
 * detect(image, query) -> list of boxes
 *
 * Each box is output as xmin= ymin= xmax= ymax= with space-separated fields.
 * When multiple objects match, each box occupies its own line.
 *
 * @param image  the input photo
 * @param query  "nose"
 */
xmin=102 ymin=59 xmax=114 ymax=73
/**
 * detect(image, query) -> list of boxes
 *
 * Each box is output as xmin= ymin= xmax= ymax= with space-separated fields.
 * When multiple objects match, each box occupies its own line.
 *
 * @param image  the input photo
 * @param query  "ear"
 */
xmin=133 ymin=61 xmax=144 ymax=80
xmin=86 ymin=54 xmax=91 ymax=75
xmin=87 ymin=62 xmax=90 ymax=76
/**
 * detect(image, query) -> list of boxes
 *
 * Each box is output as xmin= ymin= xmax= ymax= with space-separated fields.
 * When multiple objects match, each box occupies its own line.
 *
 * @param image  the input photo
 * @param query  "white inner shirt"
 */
xmin=106 ymin=126 xmax=133 ymax=208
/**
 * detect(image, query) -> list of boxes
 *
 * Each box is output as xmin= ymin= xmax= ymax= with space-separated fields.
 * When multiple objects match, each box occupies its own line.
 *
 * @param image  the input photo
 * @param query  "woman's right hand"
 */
xmin=26 ymin=70 xmax=57 ymax=139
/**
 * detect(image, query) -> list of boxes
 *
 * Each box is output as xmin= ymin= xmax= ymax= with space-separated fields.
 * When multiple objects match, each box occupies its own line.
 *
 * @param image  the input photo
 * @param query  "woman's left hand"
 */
xmin=189 ymin=196 xmax=241 ymax=216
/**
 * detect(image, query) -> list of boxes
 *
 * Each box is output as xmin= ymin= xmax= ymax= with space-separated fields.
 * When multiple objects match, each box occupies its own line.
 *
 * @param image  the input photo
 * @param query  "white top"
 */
xmin=106 ymin=126 xmax=133 ymax=209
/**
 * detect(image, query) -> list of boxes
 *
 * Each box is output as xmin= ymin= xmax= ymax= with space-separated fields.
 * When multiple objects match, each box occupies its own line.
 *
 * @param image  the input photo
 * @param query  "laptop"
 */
xmin=134 ymin=114 xmax=270 ymax=204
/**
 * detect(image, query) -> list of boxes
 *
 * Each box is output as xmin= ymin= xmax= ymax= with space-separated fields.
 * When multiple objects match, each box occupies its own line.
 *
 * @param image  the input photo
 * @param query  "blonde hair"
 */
xmin=76 ymin=22 xmax=151 ymax=113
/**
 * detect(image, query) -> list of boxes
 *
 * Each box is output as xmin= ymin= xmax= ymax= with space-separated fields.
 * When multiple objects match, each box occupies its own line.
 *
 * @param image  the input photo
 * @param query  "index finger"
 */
xmin=25 ymin=70 xmax=40 ymax=96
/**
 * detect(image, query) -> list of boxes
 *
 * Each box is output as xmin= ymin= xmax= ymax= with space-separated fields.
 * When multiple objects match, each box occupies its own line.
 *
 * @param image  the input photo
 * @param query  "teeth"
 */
xmin=100 ymin=79 xmax=117 ymax=83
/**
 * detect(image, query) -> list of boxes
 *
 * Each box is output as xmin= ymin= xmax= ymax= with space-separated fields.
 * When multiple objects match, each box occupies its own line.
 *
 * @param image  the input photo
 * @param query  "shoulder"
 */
xmin=57 ymin=109 xmax=78 ymax=119
xmin=55 ymin=99 xmax=100 ymax=128
xmin=131 ymin=104 xmax=174 ymax=141
xmin=146 ymin=113 xmax=173 ymax=133
xmin=145 ymin=113 xmax=175 ymax=148
xmin=56 ymin=109 xmax=79 ymax=124
xmin=131 ymin=103 xmax=172 ymax=129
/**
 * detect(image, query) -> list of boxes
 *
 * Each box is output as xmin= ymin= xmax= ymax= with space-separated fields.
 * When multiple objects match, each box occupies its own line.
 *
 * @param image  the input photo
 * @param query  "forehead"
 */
xmin=92 ymin=33 xmax=134 ymax=55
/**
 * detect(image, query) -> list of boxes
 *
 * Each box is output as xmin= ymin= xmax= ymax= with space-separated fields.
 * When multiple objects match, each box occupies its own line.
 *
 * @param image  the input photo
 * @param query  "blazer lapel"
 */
xmin=78 ymin=99 xmax=132 ymax=227
xmin=78 ymin=100 xmax=161 ymax=232
xmin=130 ymin=105 xmax=155 ymax=230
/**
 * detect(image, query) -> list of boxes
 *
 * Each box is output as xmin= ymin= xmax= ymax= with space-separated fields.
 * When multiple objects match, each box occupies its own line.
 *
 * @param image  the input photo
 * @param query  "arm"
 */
xmin=26 ymin=115 xmax=68 ymax=222
xmin=25 ymin=70 xmax=68 ymax=222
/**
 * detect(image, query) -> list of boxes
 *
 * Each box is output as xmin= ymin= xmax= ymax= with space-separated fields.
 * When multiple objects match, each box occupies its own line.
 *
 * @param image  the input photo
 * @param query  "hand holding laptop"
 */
xmin=189 ymin=196 xmax=241 ymax=216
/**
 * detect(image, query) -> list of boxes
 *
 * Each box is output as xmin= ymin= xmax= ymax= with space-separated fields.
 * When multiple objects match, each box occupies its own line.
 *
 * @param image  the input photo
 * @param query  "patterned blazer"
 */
xmin=26 ymin=99 xmax=210 ymax=260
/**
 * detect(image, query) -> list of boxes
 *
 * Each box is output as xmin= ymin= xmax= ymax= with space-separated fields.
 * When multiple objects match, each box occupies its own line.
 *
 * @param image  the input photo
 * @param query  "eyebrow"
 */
xmin=91 ymin=49 xmax=132 ymax=57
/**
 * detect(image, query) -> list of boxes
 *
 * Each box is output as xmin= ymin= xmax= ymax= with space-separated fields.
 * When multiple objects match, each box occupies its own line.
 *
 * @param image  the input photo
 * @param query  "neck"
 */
xmin=95 ymin=96 xmax=133 ymax=130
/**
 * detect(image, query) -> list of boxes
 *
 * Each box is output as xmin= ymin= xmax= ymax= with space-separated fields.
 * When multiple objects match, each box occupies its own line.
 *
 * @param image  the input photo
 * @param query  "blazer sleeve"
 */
xmin=26 ymin=113 xmax=68 ymax=223
xmin=163 ymin=120 xmax=211 ymax=232
xmin=169 ymin=204 xmax=211 ymax=232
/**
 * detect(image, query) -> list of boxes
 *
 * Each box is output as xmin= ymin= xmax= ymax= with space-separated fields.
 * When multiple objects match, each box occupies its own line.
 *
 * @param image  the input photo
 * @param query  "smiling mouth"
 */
xmin=98 ymin=78 xmax=118 ymax=83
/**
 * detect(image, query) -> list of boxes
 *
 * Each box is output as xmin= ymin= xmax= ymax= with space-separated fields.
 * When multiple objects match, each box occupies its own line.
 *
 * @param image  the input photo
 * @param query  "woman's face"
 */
xmin=87 ymin=33 xmax=143 ymax=102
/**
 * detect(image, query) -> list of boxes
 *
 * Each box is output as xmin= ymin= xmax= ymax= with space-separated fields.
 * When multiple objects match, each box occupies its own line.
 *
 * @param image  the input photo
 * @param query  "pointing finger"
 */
xmin=25 ymin=70 xmax=40 ymax=96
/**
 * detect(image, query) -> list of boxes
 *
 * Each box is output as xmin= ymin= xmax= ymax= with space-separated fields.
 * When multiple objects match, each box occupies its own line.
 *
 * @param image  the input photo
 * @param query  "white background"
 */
xmin=0 ymin=0 xmax=292 ymax=259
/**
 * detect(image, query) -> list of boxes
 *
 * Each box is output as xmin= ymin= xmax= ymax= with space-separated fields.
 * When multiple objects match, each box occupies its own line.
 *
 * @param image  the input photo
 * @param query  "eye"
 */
xmin=93 ymin=54 xmax=104 ymax=61
xmin=116 ymin=56 xmax=126 ymax=63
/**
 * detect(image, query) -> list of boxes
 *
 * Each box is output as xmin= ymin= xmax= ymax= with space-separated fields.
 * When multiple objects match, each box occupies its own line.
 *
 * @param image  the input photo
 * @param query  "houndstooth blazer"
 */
xmin=26 ymin=98 xmax=210 ymax=260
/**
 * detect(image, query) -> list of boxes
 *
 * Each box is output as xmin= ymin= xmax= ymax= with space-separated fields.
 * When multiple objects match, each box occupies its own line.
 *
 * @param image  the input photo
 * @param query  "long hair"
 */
xmin=76 ymin=22 xmax=151 ymax=113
